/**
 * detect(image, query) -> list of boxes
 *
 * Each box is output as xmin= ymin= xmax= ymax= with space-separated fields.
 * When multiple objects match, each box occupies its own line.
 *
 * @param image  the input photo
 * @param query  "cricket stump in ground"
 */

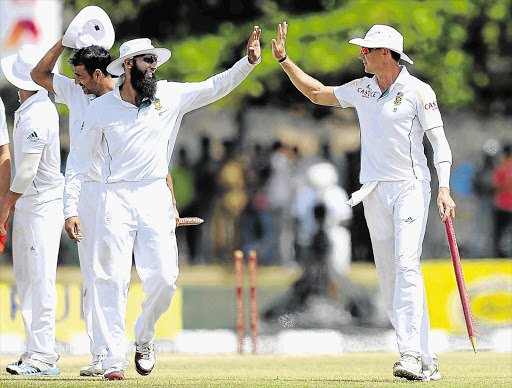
xmin=234 ymin=250 xmax=244 ymax=354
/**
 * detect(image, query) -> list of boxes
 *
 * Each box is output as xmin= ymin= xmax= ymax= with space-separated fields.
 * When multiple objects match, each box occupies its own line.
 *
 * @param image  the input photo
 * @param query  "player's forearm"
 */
xmin=166 ymin=172 xmax=177 ymax=207
xmin=0 ymin=145 xmax=11 ymax=198
xmin=31 ymin=38 xmax=65 ymax=93
xmin=426 ymin=126 xmax=452 ymax=189
xmin=188 ymin=56 xmax=260 ymax=111
xmin=10 ymin=152 xmax=40 ymax=194
xmin=0 ymin=191 xmax=22 ymax=213
xmin=63 ymin=150 xmax=82 ymax=219
xmin=435 ymin=161 xmax=451 ymax=189
xmin=279 ymin=57 xmax=326 ymax=104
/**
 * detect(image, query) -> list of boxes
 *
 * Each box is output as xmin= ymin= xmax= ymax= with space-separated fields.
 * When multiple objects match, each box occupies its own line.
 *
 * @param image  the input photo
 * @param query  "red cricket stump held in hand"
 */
xmin=234 ymin=250 xmax=259 ymax=354
xmin=444 ymin=216 xmax=477 ymax=352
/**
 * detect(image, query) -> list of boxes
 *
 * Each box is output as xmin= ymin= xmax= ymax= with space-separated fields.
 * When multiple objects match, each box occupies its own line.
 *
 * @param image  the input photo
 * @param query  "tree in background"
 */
xmin=57 ymin=0 xmax=510 ymax=115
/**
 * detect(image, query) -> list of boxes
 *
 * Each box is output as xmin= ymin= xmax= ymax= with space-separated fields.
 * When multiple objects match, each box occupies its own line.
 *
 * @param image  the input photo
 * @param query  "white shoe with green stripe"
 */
xmin=422 ymin=361 xmax=442 ymax=381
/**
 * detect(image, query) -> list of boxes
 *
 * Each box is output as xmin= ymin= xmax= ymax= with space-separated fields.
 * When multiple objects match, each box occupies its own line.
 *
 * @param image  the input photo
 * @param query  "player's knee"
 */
xmin=395 ymin=252 xmax=421 ymax=274
xmin=153 ymin=272 xmax=177 ymax=293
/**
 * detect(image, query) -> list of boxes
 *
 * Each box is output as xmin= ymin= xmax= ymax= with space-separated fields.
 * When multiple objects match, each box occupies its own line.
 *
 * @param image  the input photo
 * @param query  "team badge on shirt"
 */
xmin=153 ymin=99 xmax=162 ymax=110
xmin=394 ymin=92 xmax=404 ymax=106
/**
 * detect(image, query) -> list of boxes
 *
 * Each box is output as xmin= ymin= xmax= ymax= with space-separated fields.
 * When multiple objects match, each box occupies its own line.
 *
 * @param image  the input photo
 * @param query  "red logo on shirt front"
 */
xmin=424 ymin=101 xmax=438 ymax=110
xmin=357 ymin=88 xmax=378 ymax=98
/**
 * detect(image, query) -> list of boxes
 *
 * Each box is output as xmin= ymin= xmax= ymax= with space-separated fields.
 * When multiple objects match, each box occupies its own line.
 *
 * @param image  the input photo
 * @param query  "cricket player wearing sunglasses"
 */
xmin=67 ymin=27 xmax=261 ymax=380
xmin=272 ymin=23 xmax=455 ymax=381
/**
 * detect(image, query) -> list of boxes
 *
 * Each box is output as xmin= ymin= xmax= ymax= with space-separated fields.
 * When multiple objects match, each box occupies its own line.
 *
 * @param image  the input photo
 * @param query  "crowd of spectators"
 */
xmin=1 ymin=135 xmax=510 ymax=266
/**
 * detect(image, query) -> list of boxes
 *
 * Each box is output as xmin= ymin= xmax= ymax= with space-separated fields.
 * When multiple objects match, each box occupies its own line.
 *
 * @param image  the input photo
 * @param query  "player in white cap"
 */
xmin=271 ymin=22 xmax=455 ymax=381
xmin=0 ymin=44 xmax=64 ymax=376
xmin=66 ymin=26 xmax=261 ymax=380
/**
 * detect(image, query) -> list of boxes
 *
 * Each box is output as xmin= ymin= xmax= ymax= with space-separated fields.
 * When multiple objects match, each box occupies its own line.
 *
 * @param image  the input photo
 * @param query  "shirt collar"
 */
xmin=15 ymin=89 xmax=48 ymax=113
xmin=368 ymin=65 xmax=410 ymax=92
xmin=394 ymin=65 xmax=410 ymax=86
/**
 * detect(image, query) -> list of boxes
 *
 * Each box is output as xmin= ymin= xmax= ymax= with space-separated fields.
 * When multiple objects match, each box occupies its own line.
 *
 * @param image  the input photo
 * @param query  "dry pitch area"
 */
xmin=0 ymin=352 xmax=510 ymax=387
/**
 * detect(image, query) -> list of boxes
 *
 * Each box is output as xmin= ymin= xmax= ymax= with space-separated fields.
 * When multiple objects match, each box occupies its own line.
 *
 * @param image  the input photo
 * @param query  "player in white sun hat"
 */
xmin=67 ymin=27 xmax=261 ymax=380
xmin=271 ymin=22 xmax=455 ymax=381
xmin=0 ymin=44 xmax=64 ymax=376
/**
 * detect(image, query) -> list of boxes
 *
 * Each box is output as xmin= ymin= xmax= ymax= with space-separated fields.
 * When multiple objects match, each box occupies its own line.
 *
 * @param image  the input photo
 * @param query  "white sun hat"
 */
xmin=106 ymin=38 xmax=171 ymax=76
xmin=349 ymin=24 xmax=413 ymax=64
xmin=1 ymin=44 xmax=57 ymax=91
xmin=62 ymin=6 xmax=115 ymax=50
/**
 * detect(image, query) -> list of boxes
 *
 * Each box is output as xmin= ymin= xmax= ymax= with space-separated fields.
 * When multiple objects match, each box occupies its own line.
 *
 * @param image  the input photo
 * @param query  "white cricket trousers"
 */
xmin=92 ymin=179 xmax=179 ymax=371
xmin=77 ymin=181 xmax=107 ymax=358
xmin=362 ymin=180 xmax=435 ymax=365
xmin=12 ymin=198 xmax=64 ymax=364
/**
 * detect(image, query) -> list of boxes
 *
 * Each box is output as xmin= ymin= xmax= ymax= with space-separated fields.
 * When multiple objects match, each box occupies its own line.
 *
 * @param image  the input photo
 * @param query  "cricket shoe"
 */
xmin=393 ymin=353 xmax=423 ymax=381
xmin=103 ymin=365 xmax=125 ymax=380
xmin=6 ymin=352 xmax=29 ymax=374
xmin=422 ymin=362 xmax=442 ymax=381
xmin=8 ymin=357 xmax=60 ymax=376
xmin=80 ymin=354 xmax=106 ymax=376
xmin=134 ymin=340 xmax=155 ymax=376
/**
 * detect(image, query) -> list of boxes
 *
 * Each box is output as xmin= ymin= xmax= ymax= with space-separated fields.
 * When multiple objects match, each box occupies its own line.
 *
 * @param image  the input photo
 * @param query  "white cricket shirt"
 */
xmin=0 ymin=97 xmax=8 ymax=146
xmin=13 ymin=90 xmax=64 ymax=205
xmin=334 ymin=66 xmax=443 ymax=183
xmin=53 ymin=73 xmax=106 ymax=218
xmin=53 ymin=74 xmax=92 ymax=147
xmin=75 ymin=55 xmax=258 ymax=184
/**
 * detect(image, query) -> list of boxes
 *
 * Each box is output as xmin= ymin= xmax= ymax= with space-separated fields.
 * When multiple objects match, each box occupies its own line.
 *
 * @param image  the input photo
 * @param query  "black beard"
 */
xmin=130 ymin=61 xmax=157 ymax=100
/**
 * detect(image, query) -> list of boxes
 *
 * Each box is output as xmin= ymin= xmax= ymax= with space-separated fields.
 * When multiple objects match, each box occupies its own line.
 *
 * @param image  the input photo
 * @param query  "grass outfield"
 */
xmin=0 ymin=352 xmax=510 ymax=387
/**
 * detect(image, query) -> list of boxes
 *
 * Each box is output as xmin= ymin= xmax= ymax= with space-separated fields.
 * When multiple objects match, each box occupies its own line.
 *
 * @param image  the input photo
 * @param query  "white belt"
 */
xmin=347 ymin=181 xmax=378 ymax=207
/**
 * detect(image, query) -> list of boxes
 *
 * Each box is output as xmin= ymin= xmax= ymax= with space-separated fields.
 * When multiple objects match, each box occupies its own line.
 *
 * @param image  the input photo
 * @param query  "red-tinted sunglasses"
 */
xmin=361 ymin=47 xmax=373 ymax=54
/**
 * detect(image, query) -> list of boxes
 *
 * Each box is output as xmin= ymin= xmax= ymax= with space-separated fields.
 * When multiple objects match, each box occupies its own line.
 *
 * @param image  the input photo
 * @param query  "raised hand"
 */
xmin=247 ymin=26 xmax=261 ymax=64
xmin=271 ymin=22 xmax=288 ymax=61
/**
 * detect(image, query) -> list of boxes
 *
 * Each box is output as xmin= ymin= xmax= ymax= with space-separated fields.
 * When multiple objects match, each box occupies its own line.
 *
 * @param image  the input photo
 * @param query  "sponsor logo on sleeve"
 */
xmin=424 ymin=101 xmax=438 ymax=110
xmin=26 ymin=131 xmax=39 ymax=141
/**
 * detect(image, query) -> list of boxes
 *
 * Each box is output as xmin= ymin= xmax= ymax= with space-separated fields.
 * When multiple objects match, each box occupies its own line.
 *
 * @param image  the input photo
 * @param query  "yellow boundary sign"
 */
xmin=0 ymin=282 xmax=182 ymax=341
xmin=423 ymin=259 xmax=512 ymax=332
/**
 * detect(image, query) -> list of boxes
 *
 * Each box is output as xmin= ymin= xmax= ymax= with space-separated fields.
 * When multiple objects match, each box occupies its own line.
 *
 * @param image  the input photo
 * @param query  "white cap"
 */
xmin=106 ymin=38 xmax=171 ymax=76
xmin=349 ymin=24 xmax=413 ymax=64
xmin=1 ymin=44 xmax=57 ymax=91
xmin=62 ymin=6 xmax=115 ymax=50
